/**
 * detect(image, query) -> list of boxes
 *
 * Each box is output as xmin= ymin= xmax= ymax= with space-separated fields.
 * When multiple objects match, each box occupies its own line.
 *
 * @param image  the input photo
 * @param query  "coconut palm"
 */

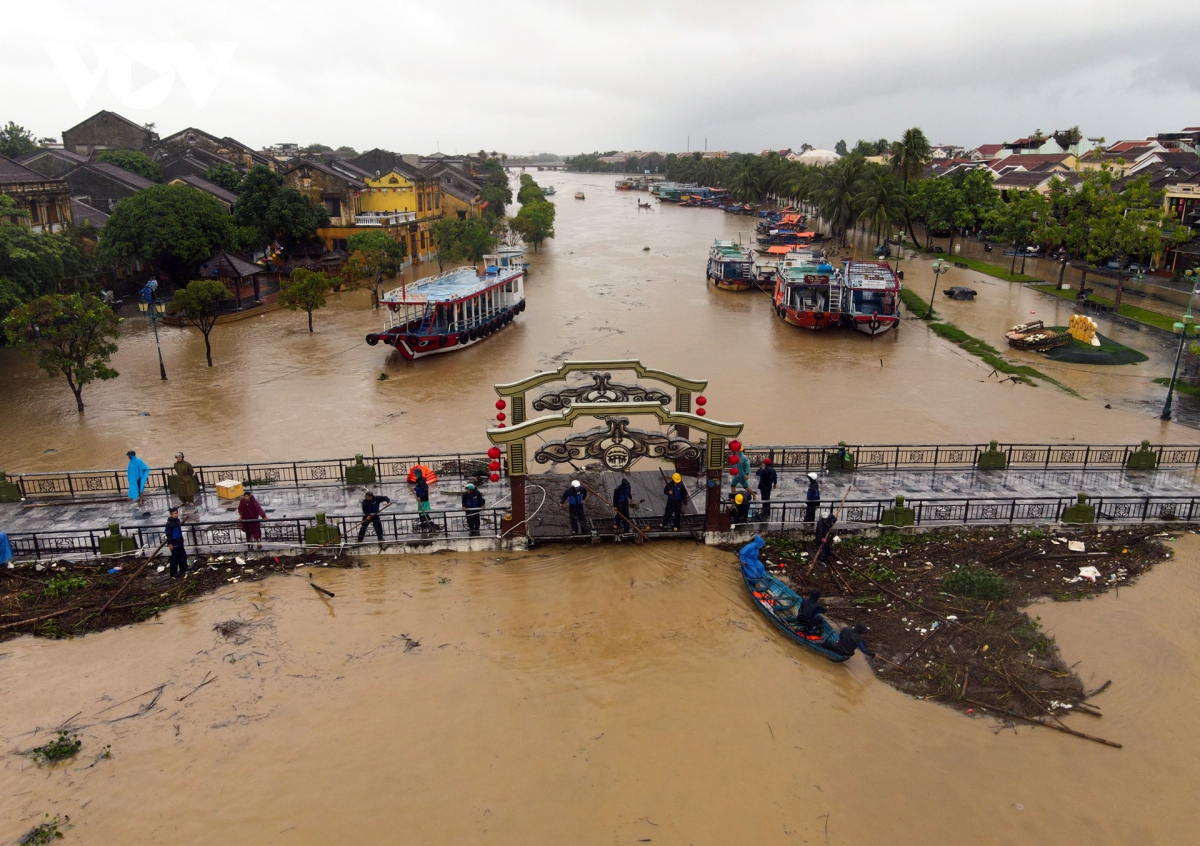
xmin=856 ymin=167 xmax=908 ymax=246
xmin=889 ymin=127 xmax=932 ymax=187
xmin=814 ymin=156 xmax=868 ymax=245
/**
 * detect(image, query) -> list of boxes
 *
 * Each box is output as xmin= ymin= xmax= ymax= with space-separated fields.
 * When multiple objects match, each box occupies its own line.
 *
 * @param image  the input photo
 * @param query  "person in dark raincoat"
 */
xmin=413 ymin=468 xmax=434 ymax=531
xmin=173 ymin=452 xmax=198 ymax=505
xmin=805 ymin=473 xmax=821 ymax=523
xmin=824 ymin=623 xmax=876 ymax=659
xmin=814 ymin=512 xmax=837 ymax=566
xmin=358 ymin=491 xmax=392 ymax=541
xmin=661 ymin=473 xmax=688 ymax=531
xmin=612 ymin=477 xmax=632 ymax=534
xmin=755 ymin=458 xmax=778 ymax=519
xmin=796 ymin=589 xmax=826 ymax=633
xmin=462 ymin=483 xmax=485 ymax=536
xmin=165 ymin=507 xmax=188 ymax=578
xmin=561 ymin=480 xmax=588 ymax=535
xmin=238 ymin=491 xmax=268 ymax=549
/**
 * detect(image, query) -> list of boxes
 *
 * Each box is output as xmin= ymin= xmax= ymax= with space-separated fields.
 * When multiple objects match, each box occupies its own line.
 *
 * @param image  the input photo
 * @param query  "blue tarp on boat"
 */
xmin=739 ymin=535 xmax=766 ymax=579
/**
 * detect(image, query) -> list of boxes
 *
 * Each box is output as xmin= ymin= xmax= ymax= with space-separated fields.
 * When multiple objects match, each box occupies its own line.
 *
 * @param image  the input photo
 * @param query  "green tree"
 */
xmin=430 ymin=217 xmax=497 ymax=270
xmin=302 ymin=143 xmax=332 ymax=153
xmin=517 ymin=173 xmax=545 ymax=205
xmin=170 ymin=278 xmax=229 ymax=366
xmin=987 ymin=188 xmax=1051 ymax=273
xmin=99 ymin=185 xmax=234 ymax=283
xmin=856 ymin=167 xmax=907 ymax=246
xmin=3 ymin=293 xmax=120 ymax=413
xmin=512 ymin=199 xmax=556 ymax=251
xmin=232 ymin=166 xmax=327 ymax=248
xmin=918 ymin=177 xmax=973 ymax=255
xmin=279 ymin=268 xmax=333 ymax=332
xmin=0 ymin=121 xmax=40 ymax=159
xmin=479 ymin=183 xmax=511 ymax=218
xmin=814 ymin=155 xmax=868 ymax=245
xmin=346 ymin=230 xmax=407 ymax=276
xmin=957 ymin=168 xmax=1002 ymax=233
xmin=95 ymin=150 xmax=162 ymax=182
xmin=834 ymin=139 xmax=849 ymax=156
xmin=890 ymin=127 xmax=933 ymax=243
xmin=205 ymin=164 xmax=243 ymax=192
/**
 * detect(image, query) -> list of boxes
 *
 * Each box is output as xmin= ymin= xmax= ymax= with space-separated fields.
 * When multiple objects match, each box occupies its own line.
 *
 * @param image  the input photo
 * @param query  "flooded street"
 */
xmin=3 ymin=172 xmax=1200 ymax=475
xmin=2 ymin=538 xmax=1198 ymax=844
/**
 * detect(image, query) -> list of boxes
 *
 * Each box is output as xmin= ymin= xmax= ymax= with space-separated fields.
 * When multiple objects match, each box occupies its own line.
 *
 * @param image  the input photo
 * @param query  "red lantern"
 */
xmin=497 ymin=423 xmax=506 ymax=428
xmin=728 ymin=454 xmax=739 ymax=465
xmin=730 ymin=439 xmax=743 ymax=452
xmin=489 ymin=460 xmax=500 ymax=471
xmin=496 ymin=412 xmax=506 ymax=422
xmin=489 ymin=472 xmax=500 ymax=482
xmin=495 ymin=399 xmax=506 ymax=410
xmin=696 ymin=395 xmax=707 ymax=406
xmin=696 ymin=407 xmax=706 ymax=416
xmin=729 ymin=467 xmax=737 ymax=476
xmin=487 ymin=446 xmax=502 ymax=459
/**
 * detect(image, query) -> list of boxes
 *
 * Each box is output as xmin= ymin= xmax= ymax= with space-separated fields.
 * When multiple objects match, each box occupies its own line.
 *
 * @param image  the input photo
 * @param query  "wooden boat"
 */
xmin=366 ymin=254 xmax=525 ymax=360
xmin=842 ymin=260 xmax=900 ymax=336
xmin=574 ymin=191 xmax=585 ymax=200
xmin=706 ymin=239 xmax=755 ymax=291
xmin=1005 ymin=320 xmax=1071 ymax=351
xmin=637 ymin=200 xmax=652 ymax=209
xmin=742 ymin=569 xmax=850 ymax=662
xmin=773 ymin=255 xmax=841 ymax=330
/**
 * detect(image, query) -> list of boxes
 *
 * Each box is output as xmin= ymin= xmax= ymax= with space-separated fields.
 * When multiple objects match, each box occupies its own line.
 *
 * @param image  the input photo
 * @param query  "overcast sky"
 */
xmin=4 ymin=0 xmax=1199 ymax=157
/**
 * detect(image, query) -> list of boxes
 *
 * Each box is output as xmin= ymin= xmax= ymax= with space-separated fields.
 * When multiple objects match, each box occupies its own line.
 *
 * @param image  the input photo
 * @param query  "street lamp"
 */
xmin=137 ymin=279 xmax=167 ymax=381
xmin=1160 ymin=269 xmax=1200 ymax=420
xmin=927 ymin=258 xmax=948 ymax=319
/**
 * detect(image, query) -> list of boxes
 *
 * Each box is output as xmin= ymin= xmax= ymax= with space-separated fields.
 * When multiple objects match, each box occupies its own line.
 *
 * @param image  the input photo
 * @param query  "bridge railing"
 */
xmin=4 ymin=507 xmax=509 ymax=562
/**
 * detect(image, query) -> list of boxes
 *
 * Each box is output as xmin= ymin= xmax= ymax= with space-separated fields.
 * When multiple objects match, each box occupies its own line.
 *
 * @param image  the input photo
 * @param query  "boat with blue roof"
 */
xmin=706 ymin=239 xmax=755 ymax=291
xmin=366 ymin=253 xmax=526 ymax=360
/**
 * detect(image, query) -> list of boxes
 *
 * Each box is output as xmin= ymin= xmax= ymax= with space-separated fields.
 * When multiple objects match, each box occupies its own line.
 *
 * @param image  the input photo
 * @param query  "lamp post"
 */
xmin=137 ymin=280 xmax=167 ymax=381
xmin=926 ymin=258 xmax=948 ymax=319
xmin=1159 ymin=269 xmax=1200 ymax=421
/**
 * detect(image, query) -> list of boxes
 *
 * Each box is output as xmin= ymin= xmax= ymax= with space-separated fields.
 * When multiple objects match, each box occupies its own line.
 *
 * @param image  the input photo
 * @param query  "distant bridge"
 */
xmin=505 ymin=161 xmax=568 ymax=171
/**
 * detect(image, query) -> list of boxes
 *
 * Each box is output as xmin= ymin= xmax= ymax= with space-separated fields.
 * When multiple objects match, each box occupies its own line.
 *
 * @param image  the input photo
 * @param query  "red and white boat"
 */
xmin=366 ymin=253 xmax=526 ymax=360
xmin=842 ymin=261 xmax=900 ymax=336
xmin=772 ymin=253 xmax=841 ymax=330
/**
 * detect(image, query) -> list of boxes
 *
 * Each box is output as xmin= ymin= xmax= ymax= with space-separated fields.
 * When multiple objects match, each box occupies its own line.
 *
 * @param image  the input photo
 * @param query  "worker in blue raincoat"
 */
xmin=126 ymin=451 xmax=150 ymax=502
xmin=739 ymin=534 xmax=766 ymax=580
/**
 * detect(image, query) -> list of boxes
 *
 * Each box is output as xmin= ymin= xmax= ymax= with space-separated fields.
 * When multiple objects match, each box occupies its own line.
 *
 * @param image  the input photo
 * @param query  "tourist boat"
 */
xmin=743 ymin=569 xmax=850 ymax=663
xmin=614 ymin=179 xmax=633 ymax=190
xmin=575 ymin=191 xmax=585 ymax=200
xmin=366 ymin=255 xmax=526 ymax=360
xmin=494 ymin=244 xmax=529 ymax=273
xmin=543 ymin=185 xmax=556 ymax=196
xmin=706 ymin=239 xmax=755 ymax=291
xmin=842 ymin=261 xmax=900 ymax=336
xmin=756 ymin=230 xmax=815 ymax=248
xmin=756 ymin=212 xmax=806 ymax=234
xmin=773 ymin=256 xmax=841 ymax=330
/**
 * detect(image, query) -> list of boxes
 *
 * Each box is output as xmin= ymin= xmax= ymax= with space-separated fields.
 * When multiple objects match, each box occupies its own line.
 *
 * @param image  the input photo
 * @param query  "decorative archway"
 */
xmin=485 ymin=360 xmax=744 ymax=536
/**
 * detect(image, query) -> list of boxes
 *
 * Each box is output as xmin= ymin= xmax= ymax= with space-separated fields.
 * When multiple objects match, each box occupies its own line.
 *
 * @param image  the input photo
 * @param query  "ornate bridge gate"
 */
xmin=484 ymin=360 xmax=744 ymax=537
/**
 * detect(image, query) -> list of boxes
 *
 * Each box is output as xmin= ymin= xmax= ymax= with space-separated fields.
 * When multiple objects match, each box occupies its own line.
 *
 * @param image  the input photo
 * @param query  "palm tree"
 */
xmin=890 ymin=127 xmax=931 ymax=246
xmin=728 ymin=163 xmax=761 ymax=202
xmin=856 ymin=167 xmax=907 ymax=246
xmin=814 ymin=156 xmax=868 ymax=246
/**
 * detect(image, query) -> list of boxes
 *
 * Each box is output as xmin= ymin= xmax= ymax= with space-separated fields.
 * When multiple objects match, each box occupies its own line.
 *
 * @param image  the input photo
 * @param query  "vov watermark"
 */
xmin=44 ymin=42 xmax=239 ymax=110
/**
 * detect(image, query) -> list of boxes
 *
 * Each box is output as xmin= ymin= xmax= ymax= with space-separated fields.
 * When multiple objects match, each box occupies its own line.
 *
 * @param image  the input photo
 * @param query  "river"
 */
xmin=2 ymin=172 xmax=1199 ymax=475
xmin=2 ymin=537 xmax=1198 ymax=843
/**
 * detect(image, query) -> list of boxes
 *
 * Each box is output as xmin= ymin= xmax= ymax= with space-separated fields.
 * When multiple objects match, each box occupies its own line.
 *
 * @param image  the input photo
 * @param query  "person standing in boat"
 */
xmin=661 ymin=473 xmax=688 ymax=531
xmin=612 ymin=477 xmax=633 ymax=536
xmin=561 ymin=480 xmax=588 ymax=535
xmin=173 ymin=452 xmax=199 ymax=506
xmin=805 ymin=473 xmax=821 ymax=524
xmin=462 ymin=483 xmax=485 ymax=536
xmin=824 ymin=623 xmax=876 ymax=659
xmin=755 ymin=458 xmax=777 ymax=519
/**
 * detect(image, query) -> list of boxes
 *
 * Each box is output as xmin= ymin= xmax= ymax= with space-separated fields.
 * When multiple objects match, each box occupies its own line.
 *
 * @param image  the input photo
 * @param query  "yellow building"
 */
xmin=359 ymin=168 xmax=447 ymax=261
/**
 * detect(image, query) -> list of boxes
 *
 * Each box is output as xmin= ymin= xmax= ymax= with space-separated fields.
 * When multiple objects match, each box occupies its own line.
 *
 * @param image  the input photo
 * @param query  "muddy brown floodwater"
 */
xmin=2 ymin=538 xmax=1199 ymax=844
xmin=2 ymin=172 xmax=1200 ymax=475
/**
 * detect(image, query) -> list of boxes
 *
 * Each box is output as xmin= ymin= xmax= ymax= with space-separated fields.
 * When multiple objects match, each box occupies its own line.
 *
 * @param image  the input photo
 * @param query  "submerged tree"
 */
xmin=3 ymin=293 xmax=120 ymax=413
xmin=512 ymin=200 xmax=556 ymax=251
xmin=280 ymin=268 xmax=333 ymax=332
xmin=170 ymin=278 xmax=229 ymax=366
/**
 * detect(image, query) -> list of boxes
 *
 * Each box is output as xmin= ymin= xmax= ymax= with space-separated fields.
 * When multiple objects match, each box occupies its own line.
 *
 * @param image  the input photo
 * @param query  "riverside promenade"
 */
xmin=4 ymin=441 xmax=1200 ymax=561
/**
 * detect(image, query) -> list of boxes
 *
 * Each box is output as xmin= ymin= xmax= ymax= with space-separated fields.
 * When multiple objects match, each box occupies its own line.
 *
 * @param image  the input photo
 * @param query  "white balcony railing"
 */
xmin=355 ymin=211 xmax=416 ymax=227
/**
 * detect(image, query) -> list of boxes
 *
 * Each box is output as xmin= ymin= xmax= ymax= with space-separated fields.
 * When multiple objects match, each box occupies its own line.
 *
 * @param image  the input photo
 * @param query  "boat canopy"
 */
xmin=779 ymin=213 xmax=803 ymax=225
xmin=381 ymin=264 xmax=520 ymax=306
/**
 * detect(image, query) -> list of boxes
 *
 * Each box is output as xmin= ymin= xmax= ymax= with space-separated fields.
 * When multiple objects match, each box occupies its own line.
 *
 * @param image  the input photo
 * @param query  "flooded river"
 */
xmin=3 ymin=172 xmax=1200 ymax=474
xmin=3 ymin=538 xmax=1198 ymax=843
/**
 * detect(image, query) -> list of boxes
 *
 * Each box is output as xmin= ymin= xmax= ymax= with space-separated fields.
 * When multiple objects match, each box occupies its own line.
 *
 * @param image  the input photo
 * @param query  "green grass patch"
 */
xmin=43 ymin=575 xmax=87 ymax=598
xmin=942 ymin=254 xmax=1040 ymax=283
xmin=1153 ymin=377 xmax=1200 ymax=397
xmin=942 ymin=567 xmax=1011 ymax=601
xmin=1039 ymin=328 xmax=1148 ymax=365
xmin=928 ymin=322 xmax=1078 ymax=394
xmin=899 ymin=287 xmax=936 ymax=319
xmin=1030 ymin=285 xmax=1179 ymax=333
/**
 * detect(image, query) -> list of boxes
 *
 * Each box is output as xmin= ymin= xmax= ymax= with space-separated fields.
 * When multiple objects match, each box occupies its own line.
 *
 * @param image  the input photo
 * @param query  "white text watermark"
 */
xmin=44 ymin=42 xmax=239 ymax=110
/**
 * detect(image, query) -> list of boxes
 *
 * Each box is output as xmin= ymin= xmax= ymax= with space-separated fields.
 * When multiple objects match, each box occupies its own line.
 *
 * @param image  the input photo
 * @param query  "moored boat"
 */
xmin=574 ymin=191 xmax=585 ymax=200
xmin=543 ymin=185 xmax=556 ymax=195
xmin=842 ymin=260 xmax=900 ymax=336
xmin=366 ymin=255 xmax=526 ymax=360
xmin=742 ymin=569 xmax=850 ymax=662
xmin=706 ymin=239 xmax=755 ymax=291
xmin=773 ymin=256 xmax=841 ymax=329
